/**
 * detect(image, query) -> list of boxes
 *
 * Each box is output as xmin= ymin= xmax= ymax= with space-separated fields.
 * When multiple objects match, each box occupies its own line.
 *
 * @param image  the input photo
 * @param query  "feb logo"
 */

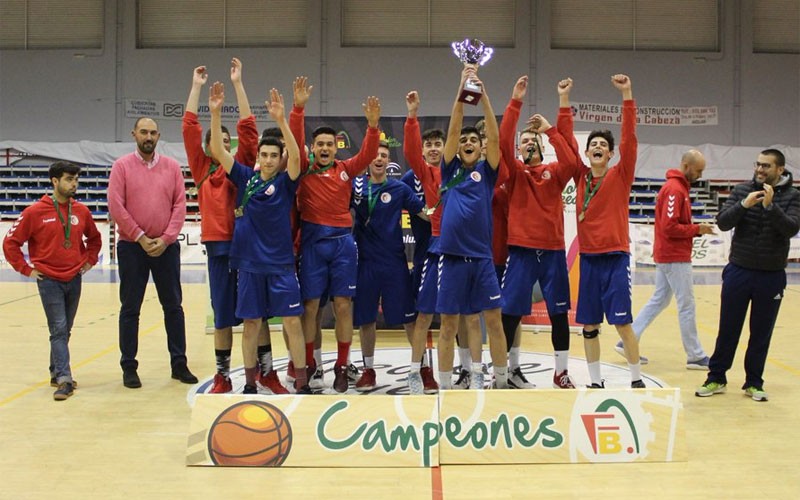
xmin=70 ymin=214 xmax=79 ymax=225
xmin=381 ymin=192 xmax=392 ymax=203
xmin=569 ymin=392 xmax=654 ymax=463
xmin=207 ymin=401 xmax=292 ymax=466
xmin=470 ymin=171 xmax=482 ymax=182
xmin=265 ymin=184 xmax=276 ymax=196
xmin=541 ymin=170 xmax=551 ymax=180
xmin=340 ymin=171 xmax=350 ymax=182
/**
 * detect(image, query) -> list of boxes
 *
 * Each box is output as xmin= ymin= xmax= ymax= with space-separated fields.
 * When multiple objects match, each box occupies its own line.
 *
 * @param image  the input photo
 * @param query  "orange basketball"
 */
xmin=207 ymin=401 xmax=293 ymax=466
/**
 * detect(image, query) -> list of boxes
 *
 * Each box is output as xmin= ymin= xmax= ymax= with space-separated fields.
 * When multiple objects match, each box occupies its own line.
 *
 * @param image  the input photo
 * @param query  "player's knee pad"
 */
xmin=582 ymin=328 xmax=600 ymax=339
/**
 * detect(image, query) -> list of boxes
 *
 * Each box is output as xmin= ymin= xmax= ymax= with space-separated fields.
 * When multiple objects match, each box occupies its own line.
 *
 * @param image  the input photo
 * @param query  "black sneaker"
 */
xmin=587 ymin=381 xmax=605 ymax=389
xmin=454 ymin=369 xmax=470 ymax=389
xmin=171 ymin=364 xmax=198 ymax=384
xmin=243 ymin=384 xmax=258 ymax=394
xmin=53 ymin=382 xmax=74 ymax=401
xmin=123 ymin=368 xmax=142 ymax=389
xmin=631 ymin=379 xmax=646 ymax=389
xmin=51 ymin=377 xmax=77 ymax=389
xmin=295 ymin=384 xmax=313 ymax=395
xmin=346 ymin=363 xmax=360 ymax=383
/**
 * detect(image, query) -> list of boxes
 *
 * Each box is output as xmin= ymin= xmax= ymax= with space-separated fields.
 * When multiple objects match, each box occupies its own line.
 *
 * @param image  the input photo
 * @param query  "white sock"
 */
xmin=494 ymin=365 xmax=508 ymax=388
xmin=588 ymin=361 xmax=602 ymax=385
xmin=629 ymin=362 xmax=641 ymax=382
xmin=314 ymin=348 xmax=322 ymax=368
xmin=421 ymin=355 xmax=430 ymax=368
xmin=410 ymin=362 xmax=421 ymax=372
xmin=509 ymin=347 xmax=520 ymax=370
xmin=364 ymin=356 xmax=374 ymax=369
xmin=471 ymin=361 xmax=483 ymax=373
xmin=458 ymin=347 xmax=470 ymax=371
xmin=554 ymin=350 xmax=569 ymax=373
xmin=439 ymin=371 xmax=453 ymax=389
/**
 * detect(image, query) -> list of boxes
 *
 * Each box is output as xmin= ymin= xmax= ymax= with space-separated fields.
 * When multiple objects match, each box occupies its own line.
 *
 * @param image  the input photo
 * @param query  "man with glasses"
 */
xmin=696 ymin=149 xmax=800 ymax=402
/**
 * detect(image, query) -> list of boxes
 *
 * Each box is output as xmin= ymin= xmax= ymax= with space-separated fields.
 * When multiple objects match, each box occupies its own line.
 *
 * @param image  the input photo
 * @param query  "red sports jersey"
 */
xmin=290 ymin=106 xmax=379 ymax=227
xmin=403 ymin=117 xmax=443 ymax=236
xmin=500 ymin=100 xmax=579 ymax=250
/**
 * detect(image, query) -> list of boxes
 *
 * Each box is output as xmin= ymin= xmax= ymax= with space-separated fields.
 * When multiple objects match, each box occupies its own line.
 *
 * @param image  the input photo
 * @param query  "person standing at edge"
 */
xmin=182 ymin=58 xmax=258 ymax=394
xmin=696 ymin=149 xmax=800 ymax=402
xmin=109 ymin=117 xmax=197 ymax=389
xmin=3 ymin=161 xmax=102 ymax=400
xmin=618 ymin=150 xmax=714 ymax=369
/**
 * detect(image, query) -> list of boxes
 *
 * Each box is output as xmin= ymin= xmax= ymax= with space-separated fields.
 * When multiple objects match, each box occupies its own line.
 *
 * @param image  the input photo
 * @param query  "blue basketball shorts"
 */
xmin=416 ymin=252 xmax=441 ymax=314
xmin=207 ymin=252 xmax=241 ymax=329
xmin=436 ymin=254 xmax=502 ymax=315
xmin=576 ymin=253 xmax=632 ymax=325
xmin=501 ymin=247 xmax=571 ymax=317
xmin=236 ymin=270 xmax=304 ymax=320
xmin=353 ymin=258 xmax=417 ymax=327
xmin=298 ymin=234 xmax=358 ymax=300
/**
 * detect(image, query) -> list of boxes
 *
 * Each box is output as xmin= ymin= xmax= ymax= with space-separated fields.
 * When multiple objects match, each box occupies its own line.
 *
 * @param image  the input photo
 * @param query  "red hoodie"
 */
xmin=3 ymin=196 xmax=102 ymax=281
xmin=653 ymin=169 xmax=700 ymax=263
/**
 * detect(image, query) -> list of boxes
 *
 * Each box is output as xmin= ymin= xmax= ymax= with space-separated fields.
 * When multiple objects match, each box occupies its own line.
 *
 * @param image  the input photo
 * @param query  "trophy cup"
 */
xmin=451 ymin=38 xmax=494 ymax=105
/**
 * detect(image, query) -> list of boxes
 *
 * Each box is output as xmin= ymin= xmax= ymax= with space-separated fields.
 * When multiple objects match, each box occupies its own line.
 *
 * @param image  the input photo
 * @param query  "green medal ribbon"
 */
xmin=302 ymin=153 xmax=335 ymax=178
xmin=195 ymin=161 xmax=219 ymax=191
xmin=428 ymin=167 xmax=465 ymax=215
xmin=236 ymin=172 xmax=277 ymax=216
xmin=367 ymin=180 xmax=387 ymax=218
xmin=51 ymin=196 xmax=72 ymax=247
xmin=580 ymin=171 xmax=605 ymax=221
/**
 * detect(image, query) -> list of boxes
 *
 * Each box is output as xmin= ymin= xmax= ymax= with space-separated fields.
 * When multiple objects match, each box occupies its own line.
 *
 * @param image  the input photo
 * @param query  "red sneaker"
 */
xmin=258 ymin=369 xmax=289 ymax=394
xmin=420 ymin=367 xmax=439 ymax=394
xmin=355 ymin=368 xmax=376 ymax=392
xmin=333 ymin=364 xmax=349 ymax=393
xmin=553 ymin=370 xmax=576 ymax=389
xmin=209 ymin=373 xmax=232 ymax=394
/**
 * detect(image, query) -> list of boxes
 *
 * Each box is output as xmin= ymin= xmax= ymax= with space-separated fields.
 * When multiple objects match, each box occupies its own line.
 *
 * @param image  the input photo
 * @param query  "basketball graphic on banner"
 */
xmin=207 ymin=401 xmax=293 ymax=466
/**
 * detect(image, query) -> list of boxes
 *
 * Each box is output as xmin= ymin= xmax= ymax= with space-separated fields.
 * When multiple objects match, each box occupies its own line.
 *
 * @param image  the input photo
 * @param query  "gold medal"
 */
xmin=578 ymin=212 xmax=585 ymax=222
xmin=63 ymin=240 xmax=72 ymax=249
xmin=234 ymin=207 xmax=244 ymax=218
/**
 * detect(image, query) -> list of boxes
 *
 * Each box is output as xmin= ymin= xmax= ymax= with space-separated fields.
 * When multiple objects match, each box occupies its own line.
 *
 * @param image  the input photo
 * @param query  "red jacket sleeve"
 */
xmin=618 ymin=100 xmax=638 ymax=185
xmin=2 ymin=208 xmax=34 ymax=276
xmin=544 ymin=126 xmax=579 ymax=187
xmin=290 ymin=106 xmax=310 ymax=173
xmin=343 ymin=126 xmax=380 ymax=178
xmin=182 ymin=112 xmax=209 ymax=184
xmin=499 ymin=98 xmax=522 ymax=173
xmin=403 ymin=117 xmax=434 ymax=186
xmin=659 ymin=183 xmax=699 ymax=239
xmin=234 ymin=115 xmax=259 ymax=167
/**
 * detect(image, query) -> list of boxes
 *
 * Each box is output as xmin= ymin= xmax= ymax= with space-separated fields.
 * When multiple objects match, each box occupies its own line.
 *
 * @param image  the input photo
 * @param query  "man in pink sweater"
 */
xmin=108 ymin=117 xmax=197 ymax=389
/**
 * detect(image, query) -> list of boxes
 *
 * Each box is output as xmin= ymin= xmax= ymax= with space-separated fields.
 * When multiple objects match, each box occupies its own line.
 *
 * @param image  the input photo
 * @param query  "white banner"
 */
xmin=0 ymin=220 xmax=112 ymax=266
xmin=125 ymin=99 xmax=271 ymax=122
xmin=631 ymin=223 xmax=733 ymax=266
xmin=572 ymin=102 xmax=718 ymax=126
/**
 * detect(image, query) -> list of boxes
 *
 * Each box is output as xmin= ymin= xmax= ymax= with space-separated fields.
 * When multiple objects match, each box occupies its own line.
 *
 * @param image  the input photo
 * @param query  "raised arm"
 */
xmin=499 ymin=76 xmax=526 ymax=169
xmin=612 ymin=74 xmax=637 ymax=183
xmin=267 ymin=88 xmax=300 ymax=180
xmin=444 ymin=66 xmax=474 ymax=165
xmin=186 ymin=65 xmax=208 ymax=115
xmin=478 ymin=76 xmax=500 ymax=170
xmin=182 ymin=66 xmax=210 ymax=182
xmin=229 ymin=57 xmax=252 ymax=119
xmin=208 ymin=82 xmax=234 ymax=173
xmin=343 ymin=95 xmax=381 ymax=177
xmin=290 ymin=76 xmax=313 ymax=172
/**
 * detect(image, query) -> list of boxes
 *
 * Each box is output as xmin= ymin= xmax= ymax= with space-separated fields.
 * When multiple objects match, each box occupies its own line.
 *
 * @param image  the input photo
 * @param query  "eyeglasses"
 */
xmin=754 ymin=162 xmax=775 ymax=170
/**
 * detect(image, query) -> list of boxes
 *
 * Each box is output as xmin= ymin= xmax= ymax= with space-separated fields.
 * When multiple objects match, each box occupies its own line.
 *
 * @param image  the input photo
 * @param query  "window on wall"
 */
xmin=551 ymin=0 xmax=720 ymax=52
xmin=753 ymin=0 xmax=800 ymax=54
xmin=136 ymin=0 xmax=307 ymax=48
xmin=0 ymin=0 xmax=103 ymax=50
xmin=341 ymin=0 xmax=515 ymax=48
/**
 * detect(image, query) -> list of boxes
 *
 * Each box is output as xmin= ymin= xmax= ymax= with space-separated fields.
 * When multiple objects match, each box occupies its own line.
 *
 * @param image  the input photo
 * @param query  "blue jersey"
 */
xmin=400 ymin=169 xmax=432 ymax=261
xmin=351 ymin=175 xmax=424 ymax=263
xmin=228 ymin=161 xmax=297 ymax=273
xmin=438 ymin=157 xmax=498 ymax=259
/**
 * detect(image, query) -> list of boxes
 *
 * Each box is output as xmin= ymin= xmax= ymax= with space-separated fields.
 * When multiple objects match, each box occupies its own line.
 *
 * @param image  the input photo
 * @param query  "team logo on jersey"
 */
xmin=542 ymin=170 xmax=551 ymax=180
xmin=470 ymin=171 xmax=482 ymax=182
xmin=381 ymin=192 xmax=392 ymax=203
xmin=265 ymin=185 xmax=276 ymax=196
xmin=340 ymin=171 xmax=350 ymax=182
xmin=70 ymin=215 xmax=79 ymax=225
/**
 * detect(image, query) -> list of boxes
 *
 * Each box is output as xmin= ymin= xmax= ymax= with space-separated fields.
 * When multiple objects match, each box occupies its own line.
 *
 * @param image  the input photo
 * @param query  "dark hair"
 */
xmin=311 ymin=126 xmax=337 ymax=141
xmin=378 ymin=140 xmax=390 ymax=150
xmin=49 ymin=161 xmax=81 ymax=181
xmin=460 ymin=126 xmax=480 ymax=137
xmin=586 ymin=130 xmax=615 ymax=152
xmin=761 ymin=148 xmax=786 ymax=167
xmin=258 ymin=136 xmax=284 ymax=158
xmin=204 ymin=125 xmax=230 ymax=146
xmin=261 ymin=127 xmax=282 ymax=140
xmin=421 ymin=128 xmax=445 ymax=142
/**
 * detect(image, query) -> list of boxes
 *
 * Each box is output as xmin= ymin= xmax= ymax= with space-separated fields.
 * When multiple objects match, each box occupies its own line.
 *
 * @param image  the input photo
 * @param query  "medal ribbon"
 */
xmin=237 ymin=172 xmax=277 ymax=215
xmin=581 ymin=171 xmax=604 ymax=218
xmin=429 ymin=167 xmax=466 ymax=213
xmin=51 ymin=196 xmax=71 ymax=244
xmin=367 ymin=180 xmax=387 ymax=218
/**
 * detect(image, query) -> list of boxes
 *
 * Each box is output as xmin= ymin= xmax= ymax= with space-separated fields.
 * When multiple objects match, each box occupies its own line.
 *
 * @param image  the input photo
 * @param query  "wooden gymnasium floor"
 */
xmin=1 ymin=264 xmax=799 ymax=499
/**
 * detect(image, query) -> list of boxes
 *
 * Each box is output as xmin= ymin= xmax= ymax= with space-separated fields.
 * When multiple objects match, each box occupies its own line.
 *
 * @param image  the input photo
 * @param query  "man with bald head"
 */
xmin=109 ymin=117 xmax=198 ymax=389
xmin=617 ymin=149 xmax=715 ymax=369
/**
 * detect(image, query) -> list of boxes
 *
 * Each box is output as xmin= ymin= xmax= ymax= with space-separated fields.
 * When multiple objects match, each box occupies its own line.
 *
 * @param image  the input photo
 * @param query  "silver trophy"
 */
xmin=452 ymin=38 xmax=494 ymax=105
